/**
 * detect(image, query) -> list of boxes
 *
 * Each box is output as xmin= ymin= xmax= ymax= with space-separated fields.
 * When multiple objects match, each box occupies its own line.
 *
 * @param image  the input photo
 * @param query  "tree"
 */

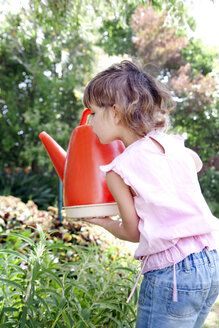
xmin=0 ymin=0 xmax=94 ymax=170
xmin=96 ymin=2 xmax=219 ymax=215
xmin=0 ymin=0 xmax=159 ymax=169
xmin=0 ymin=0 xmax=155 ymax=207
xmin=0 ymin=0 xmax=218 ymax=213
xmin=130 ymin=5 xmax=189 ymax=69
xmin=97 ymin=0 xmax=196 ymax=56
xmin=131 ymin=5 xmax=219 ymax=215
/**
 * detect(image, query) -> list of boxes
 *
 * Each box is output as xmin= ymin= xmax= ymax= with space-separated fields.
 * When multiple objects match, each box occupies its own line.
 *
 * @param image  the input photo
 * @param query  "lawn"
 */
xmin=204 ymin=296 xmax=219 ymax=328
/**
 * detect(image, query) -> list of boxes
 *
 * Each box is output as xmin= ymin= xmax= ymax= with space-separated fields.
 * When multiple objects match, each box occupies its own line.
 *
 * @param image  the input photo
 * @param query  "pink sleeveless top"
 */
xmin=100 ymin=131 xmax=218 ymax=278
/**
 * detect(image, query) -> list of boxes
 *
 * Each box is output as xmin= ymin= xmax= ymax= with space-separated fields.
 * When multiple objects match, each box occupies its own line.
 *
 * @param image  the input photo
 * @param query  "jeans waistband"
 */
xmin=177 ymin=248 xmax=217 ymax=272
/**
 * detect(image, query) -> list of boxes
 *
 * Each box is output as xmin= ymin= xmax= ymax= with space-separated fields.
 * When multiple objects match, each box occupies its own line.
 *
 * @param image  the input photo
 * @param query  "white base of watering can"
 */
xmin=63 ymin=202 xmax=119 ymax=219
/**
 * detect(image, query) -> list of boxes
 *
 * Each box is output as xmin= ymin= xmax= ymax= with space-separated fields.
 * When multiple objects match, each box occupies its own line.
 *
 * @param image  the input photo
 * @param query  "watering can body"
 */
xmin=39 ymin=109 xmax=125 ymax=218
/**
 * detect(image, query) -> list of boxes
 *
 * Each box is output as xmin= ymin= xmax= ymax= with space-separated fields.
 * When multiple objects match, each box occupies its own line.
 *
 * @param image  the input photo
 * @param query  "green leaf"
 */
xmin=8 ymin=264 xmax=26 ymax=275
xmin=92 ymin=301 xmax=124 ymax=315
xmin=0 ymin=307 xmax=17 ymax=313
xmin=37 ymin=288 xmax=61 ymax=298
xmin=59 ymin=297 xmax=67 ymax=310
xmin=65 ymin=282 xmax=92 ymax=300
xmin=4 ymin=233 xmax=35 ymax=247
xmin=19 ymin=306 xmax=27 ymax=328
xmin=0 ymin=307 xmax=18 ymax=323
xmin=62 ymin=312 xmax=74 ymax=328
xmin=35 ymin=295 xmax=51 ymax=313
xmin=114 ymin=266 xmax=137 ymax=273
xmin=80 ymin=308 xmax=90 ymax=321
xmin=0 ymin=250 xmax=28 ymax=262
xmin=0 ymin=278 xmax=24 ymax=292
xmin=32 ymin=261 xmax=40 ymax=280
xmin=26 ymin=315 xmax=37 ymax=328
xmin=108 ymin=316 xmax=124 ymax=327
xmin=42 ymin=269 xmax=63 ymax=289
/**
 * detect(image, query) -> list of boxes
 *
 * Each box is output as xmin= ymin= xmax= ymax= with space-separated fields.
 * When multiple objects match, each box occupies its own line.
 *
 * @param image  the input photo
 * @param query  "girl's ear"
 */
xmin=112 ymin=104 xmax=122 ymax=124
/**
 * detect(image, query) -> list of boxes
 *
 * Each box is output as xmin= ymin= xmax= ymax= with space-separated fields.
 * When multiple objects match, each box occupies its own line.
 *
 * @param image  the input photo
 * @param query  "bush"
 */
xmin=199 ymin=167 xmax=219 ymax=218
xmin=0 ymin=226 xmax=139 ymax=327
xmin=0 ymin=168 xmax=57 ymax=210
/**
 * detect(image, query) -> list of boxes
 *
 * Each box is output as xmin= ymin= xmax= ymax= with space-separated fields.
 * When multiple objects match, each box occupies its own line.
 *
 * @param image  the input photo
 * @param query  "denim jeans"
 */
xmin=136 ymin=248 xmax=219 ymax=328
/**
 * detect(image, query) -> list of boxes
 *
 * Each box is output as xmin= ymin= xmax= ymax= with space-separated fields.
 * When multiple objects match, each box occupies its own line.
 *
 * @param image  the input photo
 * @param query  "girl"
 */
xmin=82 ymin=60 xmax=219 ymax=328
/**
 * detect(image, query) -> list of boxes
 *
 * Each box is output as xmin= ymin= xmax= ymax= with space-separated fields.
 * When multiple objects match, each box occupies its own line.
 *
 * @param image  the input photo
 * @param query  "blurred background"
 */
xmin=0 ymin=0 xmax=218 ymax=216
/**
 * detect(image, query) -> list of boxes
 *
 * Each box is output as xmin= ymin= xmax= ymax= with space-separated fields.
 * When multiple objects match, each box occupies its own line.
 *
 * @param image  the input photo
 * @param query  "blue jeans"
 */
xmin=136 ymin=248 xmax=219 ymax=328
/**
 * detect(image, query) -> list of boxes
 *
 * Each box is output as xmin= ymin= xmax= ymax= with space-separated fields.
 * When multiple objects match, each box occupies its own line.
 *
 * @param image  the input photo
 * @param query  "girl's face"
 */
xmin=89 ymin=104 xmax=119 ymax=144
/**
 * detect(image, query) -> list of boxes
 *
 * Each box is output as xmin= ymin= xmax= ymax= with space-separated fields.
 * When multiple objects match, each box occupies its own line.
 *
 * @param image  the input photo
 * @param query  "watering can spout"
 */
xmin=39 ymin=131 xmax=66 ymax=182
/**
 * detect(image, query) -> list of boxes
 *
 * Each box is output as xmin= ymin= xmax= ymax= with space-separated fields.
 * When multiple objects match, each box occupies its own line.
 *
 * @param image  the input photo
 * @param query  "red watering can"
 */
xmin=39 ymin=109 xmax=125 ymax=218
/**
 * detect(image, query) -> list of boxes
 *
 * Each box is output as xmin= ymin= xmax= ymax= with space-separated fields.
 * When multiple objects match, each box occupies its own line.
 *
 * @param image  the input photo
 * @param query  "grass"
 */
xmin=203 ymin=296 xmax=219 ymax=328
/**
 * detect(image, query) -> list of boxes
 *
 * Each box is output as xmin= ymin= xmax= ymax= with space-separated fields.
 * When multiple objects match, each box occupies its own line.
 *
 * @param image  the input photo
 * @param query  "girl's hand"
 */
xmin=80 ymin=170 xmax=140 ymax=243
xmin=80 ymin=216 xmax=112 ymax=226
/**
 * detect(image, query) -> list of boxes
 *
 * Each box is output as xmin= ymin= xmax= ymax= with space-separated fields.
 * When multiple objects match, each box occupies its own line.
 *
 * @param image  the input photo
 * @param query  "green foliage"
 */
xmin=1 ymin=0 xmax=186 ymax=169
xmin=0 ymin=0 xmax=218 ymax=210
xmin=0 ymin=0 xmax=94 ymax=169
xmin=172 ymin=105 xmax=219 ymax=162
xmin=0 ymin=168 xmax=57 ymax=209
xmin=97 ymin=2 xmax=135 ymax=56
xmin=98 ymin=18 xmax=134 ymax=56
xmin=199 ymin=168 xmax=219 ymax=217
xmin=171 ymin=103 xmax=219 ymax=218
xmin=97 ymin=0 xmax=196 ymax=58
xmin=181 ymin=39 xmax=218 ymax=75
xmin=0 ymin=227 xmax=139 ymax=327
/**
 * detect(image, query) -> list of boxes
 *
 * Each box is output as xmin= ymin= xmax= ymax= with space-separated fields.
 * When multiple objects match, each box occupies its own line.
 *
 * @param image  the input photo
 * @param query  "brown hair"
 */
xmin=83 ymin=60 xmax=174 ymax=137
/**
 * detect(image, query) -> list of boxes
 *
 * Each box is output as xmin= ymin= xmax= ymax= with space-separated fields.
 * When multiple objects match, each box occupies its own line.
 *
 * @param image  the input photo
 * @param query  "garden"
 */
xmin=0 ymin=196 xmax=140 ymax=327
xmin=0 ymin=0 xmax=219 ymax=327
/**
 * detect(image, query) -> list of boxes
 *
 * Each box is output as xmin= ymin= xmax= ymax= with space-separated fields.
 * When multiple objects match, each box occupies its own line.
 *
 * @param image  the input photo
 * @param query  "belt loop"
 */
xmin=184 ymin=255 xmax=190 ymax=272
xmin=203 ymin=247 xmax=213 ymax=265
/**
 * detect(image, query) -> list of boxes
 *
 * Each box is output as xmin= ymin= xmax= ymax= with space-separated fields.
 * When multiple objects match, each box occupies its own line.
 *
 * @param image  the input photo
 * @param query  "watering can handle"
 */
xmin=80 ymin=108 xmax=92 ymax=126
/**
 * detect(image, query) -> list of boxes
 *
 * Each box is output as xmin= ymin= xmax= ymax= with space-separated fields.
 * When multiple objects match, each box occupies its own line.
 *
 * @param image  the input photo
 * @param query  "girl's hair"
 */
xmin=83 ymin=60 xmax=174 ymax=137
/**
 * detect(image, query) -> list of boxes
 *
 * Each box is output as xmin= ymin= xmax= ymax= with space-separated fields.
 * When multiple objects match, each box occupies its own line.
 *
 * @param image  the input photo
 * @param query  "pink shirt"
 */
xmin=100 ymin=130 xmax=218 ymax=273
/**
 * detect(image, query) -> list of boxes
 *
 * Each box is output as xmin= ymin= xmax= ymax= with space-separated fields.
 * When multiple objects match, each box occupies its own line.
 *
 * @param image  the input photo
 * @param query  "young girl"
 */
xmin=82 ymin=60 xmax=219 ymax=328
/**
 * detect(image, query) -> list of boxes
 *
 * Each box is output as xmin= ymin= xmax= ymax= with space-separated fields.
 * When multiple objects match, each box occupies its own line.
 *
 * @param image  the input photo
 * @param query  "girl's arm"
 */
xmin=82 ymin=170 xmax=140 ymax=243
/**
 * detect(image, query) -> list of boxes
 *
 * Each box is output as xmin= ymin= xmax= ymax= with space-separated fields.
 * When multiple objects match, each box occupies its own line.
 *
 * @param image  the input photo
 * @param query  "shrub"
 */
xmin=199 ymin=167 xmax=219 ymax=218
xmin=0 ymin=168 xmax=57 ymax=210
xmin=0 ymin=226 xmax=139 ymax=327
